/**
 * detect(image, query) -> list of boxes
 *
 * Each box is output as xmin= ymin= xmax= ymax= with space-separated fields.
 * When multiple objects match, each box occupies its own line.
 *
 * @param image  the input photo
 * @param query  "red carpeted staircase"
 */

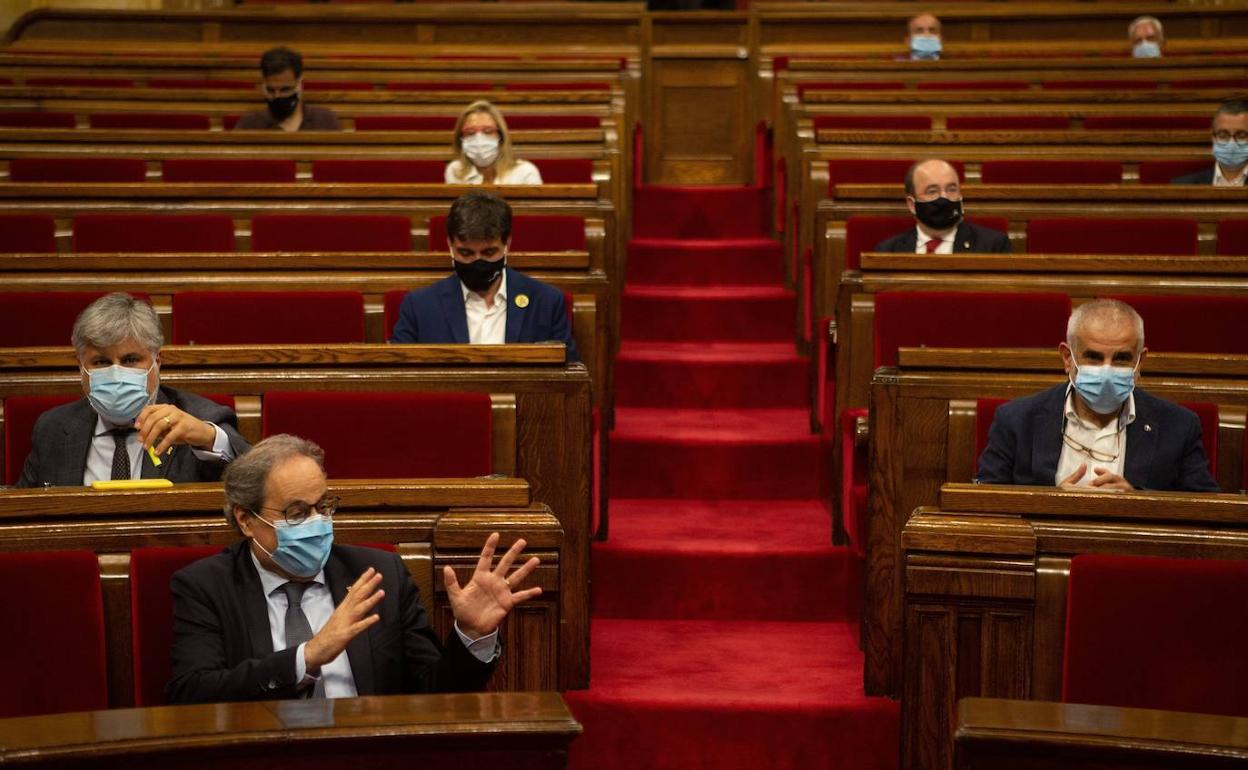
xmin=565 ymin=185 xmax=899 ymax=769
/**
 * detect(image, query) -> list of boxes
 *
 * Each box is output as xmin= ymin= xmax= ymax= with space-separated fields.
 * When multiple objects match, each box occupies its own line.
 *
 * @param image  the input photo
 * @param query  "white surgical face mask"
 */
xmin=1132 ymin=40 xmax=1162 ymax=58
xmin=462 ymin=133 xmax=501 ymax=168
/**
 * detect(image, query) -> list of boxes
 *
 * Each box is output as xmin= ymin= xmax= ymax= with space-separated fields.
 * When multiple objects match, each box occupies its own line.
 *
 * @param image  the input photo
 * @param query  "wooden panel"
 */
xmin=649 ymin=56 xmax=750 ymax=184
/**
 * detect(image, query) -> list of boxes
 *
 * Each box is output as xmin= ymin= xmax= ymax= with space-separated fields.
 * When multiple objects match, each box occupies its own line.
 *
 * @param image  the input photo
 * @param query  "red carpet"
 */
xmin=566 ymin=185 xmax=899 ymax=768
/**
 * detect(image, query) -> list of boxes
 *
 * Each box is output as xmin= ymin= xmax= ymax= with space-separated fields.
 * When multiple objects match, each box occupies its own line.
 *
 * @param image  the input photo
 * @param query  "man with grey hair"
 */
xmin=875 ymin=159 xmax=1011 ymax=254
xmin=977 ymin=298 xmax=1217 ymax=492
xmin=1129 ymin=15 xmax=1164 ymax=58
xmin=167 ymin=434 xmax=539 ymax=703
xmin=1172 ymin=99 xmax=1248 ymax=186
xmin=17 ymin=292 xmax=249 ymax=487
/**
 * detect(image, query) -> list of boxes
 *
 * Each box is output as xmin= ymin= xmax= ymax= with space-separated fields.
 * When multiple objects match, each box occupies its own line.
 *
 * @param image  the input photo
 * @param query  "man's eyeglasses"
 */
xmin=1212 ymin=131 xmax=1248 ymax=145
xmin=254 ymin=494 xmax=339 ymax=526
xmin=1061 ymin=424 xmax=1121 ymax=464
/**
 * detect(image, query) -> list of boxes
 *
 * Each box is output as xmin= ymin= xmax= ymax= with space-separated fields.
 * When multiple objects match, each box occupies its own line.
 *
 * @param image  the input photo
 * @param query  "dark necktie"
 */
xmin=110 ymin=428 xmax=133 ymax=480
xmin=281 ymin=582 xmax=324 ymax=698
xmin=924 ymin=237 xmax=942 ymax=253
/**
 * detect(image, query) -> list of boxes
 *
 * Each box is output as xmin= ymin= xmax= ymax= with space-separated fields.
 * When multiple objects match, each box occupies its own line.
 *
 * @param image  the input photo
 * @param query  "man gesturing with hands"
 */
xmin=167 ymin=434 xmax=540 ymax=704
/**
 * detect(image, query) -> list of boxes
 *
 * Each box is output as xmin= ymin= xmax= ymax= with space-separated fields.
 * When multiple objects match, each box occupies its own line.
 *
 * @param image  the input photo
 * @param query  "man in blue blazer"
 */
xmin=976 ymin=299 xmax=1218 ymax=492
xmin=390 ymin=191 xmax=579 ymax=362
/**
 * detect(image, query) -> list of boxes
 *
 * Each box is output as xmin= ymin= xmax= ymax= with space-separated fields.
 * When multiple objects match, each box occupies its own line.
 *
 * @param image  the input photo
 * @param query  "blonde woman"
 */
xmin=445 ymin=101 xmax=543 ymax=185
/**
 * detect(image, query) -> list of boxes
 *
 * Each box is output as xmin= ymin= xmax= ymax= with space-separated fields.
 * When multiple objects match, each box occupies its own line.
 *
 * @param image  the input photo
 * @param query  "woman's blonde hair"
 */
xmin=449 ymin=100 xmax=516 ymax=181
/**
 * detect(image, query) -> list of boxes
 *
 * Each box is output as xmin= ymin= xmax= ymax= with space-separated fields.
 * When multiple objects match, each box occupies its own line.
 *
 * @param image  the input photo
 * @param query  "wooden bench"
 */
xmin=0 ymin=344 xmax=593 ymax=690
xmin=902 ymin=485 xmax=1248 ymax=770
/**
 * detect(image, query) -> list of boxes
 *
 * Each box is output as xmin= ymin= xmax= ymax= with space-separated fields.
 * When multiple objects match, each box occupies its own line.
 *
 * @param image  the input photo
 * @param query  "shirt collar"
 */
xmin=915 ymin=224 xmax=954 ymax=245
xmin=1213 ymin=163 xmax=1247 ymax=186
xmin=460 ymin=266 xmax=508 ymax=305
xmin=1062 ymin=382 xmax=1137 ymax=430
xmin=248 ymin=544 xmax=325 ymax=594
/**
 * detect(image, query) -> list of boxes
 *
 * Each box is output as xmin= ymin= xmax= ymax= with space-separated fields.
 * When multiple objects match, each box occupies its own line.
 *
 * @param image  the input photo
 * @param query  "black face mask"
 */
xmin=913 ymin=196 xmax=964 ymax=231
xmin=266 ymin=93 xmax=300 ymax=122
xmin=454 ymin=256 xmax=506 ymax=293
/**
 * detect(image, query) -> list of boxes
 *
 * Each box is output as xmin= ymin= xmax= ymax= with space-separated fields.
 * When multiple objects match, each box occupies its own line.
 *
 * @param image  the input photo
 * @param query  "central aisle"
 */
xmin=565 ymin=185 xmax=900 ymax=769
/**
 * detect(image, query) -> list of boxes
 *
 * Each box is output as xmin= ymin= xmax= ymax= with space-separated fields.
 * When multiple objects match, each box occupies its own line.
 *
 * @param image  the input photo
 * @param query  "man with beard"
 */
xmin=234 ymin=47 xmax=340 ymax=132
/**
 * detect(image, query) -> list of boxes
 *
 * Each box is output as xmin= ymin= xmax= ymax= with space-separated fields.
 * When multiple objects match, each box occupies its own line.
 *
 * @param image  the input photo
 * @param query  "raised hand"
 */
xmin=444 ymin=532 xmax=541 ymax=639
xmin=135 ymin=403 xmax=216 ymax=455
xmin=304 ymin=568 xmax=384 ymax=673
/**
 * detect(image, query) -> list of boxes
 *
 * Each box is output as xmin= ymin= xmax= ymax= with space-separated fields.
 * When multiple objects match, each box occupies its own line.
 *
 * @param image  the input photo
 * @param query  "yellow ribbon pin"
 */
xmin=515 ymin=294 xmax=530 ymax=308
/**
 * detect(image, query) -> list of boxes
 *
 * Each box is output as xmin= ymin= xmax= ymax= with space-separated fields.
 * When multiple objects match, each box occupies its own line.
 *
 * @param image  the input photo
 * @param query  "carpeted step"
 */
xmin=621 ymin=285 xmax=795 ymax=342
xmin=610 ymin=407 xmax=825 ymax=499
xmin=627 ymin=238 xmax=784 ymax=286
xmin=566 ymin=619 xmax=900 ymax=770
xmin=593 ymin=499 xmax=851 ymax=621
xmin=634 ymin=185 xmax=770 ymax=239
xmin=615 ymin=341 xmax=807 ymax=409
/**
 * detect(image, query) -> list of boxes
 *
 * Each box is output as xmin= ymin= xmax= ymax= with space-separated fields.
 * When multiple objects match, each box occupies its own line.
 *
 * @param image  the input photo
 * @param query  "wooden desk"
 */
xmin=0 ymin=691 xmax=581 ymax=769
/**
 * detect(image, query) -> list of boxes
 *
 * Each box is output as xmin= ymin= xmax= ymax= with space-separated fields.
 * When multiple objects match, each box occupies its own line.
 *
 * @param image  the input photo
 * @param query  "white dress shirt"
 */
xmin=1213 ymin=164 xmax=1247 ymax=187
xmin=913 ymin=225 xmax=955 ymax=254
xmin=1055 ymin=387 xmax=1135 ymax=487
xmin=462 ymin=268 xmax=508 ymax=344
xmin=444 ymin=159 xmax=543 ymax=185
xmin=84 ymin=414 xmax=234 ymax=484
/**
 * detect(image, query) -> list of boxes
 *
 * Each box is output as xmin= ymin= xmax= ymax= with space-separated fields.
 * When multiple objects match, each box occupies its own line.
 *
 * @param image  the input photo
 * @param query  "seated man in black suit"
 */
xmin=167 ymin=434 xmax=541 ymax=703
xmin=389 ymin=190 xmax=579 ymax=362
xmin=1172 ymin=99 xmax=1248 ymax=187
xmin=875 ymin=159 xmax=1012 ymax=254
xmin=976 ymin=298 xmax=1218 ymax=492
xmin=18 ymin=292 xmax=250 ymax=488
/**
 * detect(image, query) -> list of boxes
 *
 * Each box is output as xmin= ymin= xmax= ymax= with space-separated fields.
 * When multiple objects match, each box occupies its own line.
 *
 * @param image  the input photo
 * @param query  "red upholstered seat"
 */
xmin=384 ymin=289 xmax=407 ymax=340
xmin=1138 ymin=160 xmax=1213 ymax=184
xmin=172 ymin=291 xmax=365 ymax=344
xmin=1043 ymin=80 xmax=1156 ymax=90
xmin=1027 ymin=217 xmax=1198 ymax=256
xmin=353 ymin=115 xmax=455 ymax=131
xmin=146 ymin=78 xmax=252 ymax=90
xmin=428 ymin=214 xmax=585 ymax=250
xmin=1216 ymin=219 xmax=1248 ymax=255
xmin=310 ymin=159 xmax=444 ymax=183
xmin=162 ymin=159 xmax=296 ymax=183
xmin=506 ymin=115 xmax=600 ymax=129
xmin=505 ymin=81 xmax=611 ymax=91
xmin=796 ymin=82 xmax=905 ymax=97
xmin=261 ymin=391 xmax=493 ymax=478
xmin=74 ymin=214 xmax=236 ymax=253
xmin=946 ymin=116 xmax=1071 ymax=131
xmin=1063 ymin=554 xmax=1248 ymax=717
xmin=974 ymin=398 xmax=1007 ymax=474
xmin=222 ymin=115 xmax=242 ymax=130
xmin=28 ymin=77 xmax=134 ymax=88
xmin=250 ymin=214 xmax=411 ymax=252
xmin=88 ymin=113 xmax=211 ymax=130
xmin=1106 ymin=294 xmax=1248 ymax=354
xmin=845 ymin=215 xmax=913 ymax=270
xmin=0 ymin=111 xmax=76 ymax=128
xmin=1083 ymin=116 xmax=1210 ymax=131
xmin=1170 ymin=78 xmax=1248 ymax=90
xmin=917 ymin=80 xmax=1028 ymax=91
xmin=813 ymin=115 xmax=931 ymax=130
xmin=130 ymin=545 xmax=222 ymax=707
xmin=0 ymin=550 xmax=108 ymax=717
xmin=0 ymin=291 xmax=117 ymax=349
xmin=4 ymin=394 xmax=79 ymax=485
xmin=302 ymin=80 xmax=375 ymax=92
xmin=826 ymin=159 xmax=967 ymax=194
xmin=0 ymin=214 xmax=56 ymax=253
xmin=980 ymin=160 xmax=1123 ymax=184
xmin=9 ymin=157 xmax=147 ymax=183
xmin=385 ymin=81 xmax=493 ymax=91
xmin=531 ymin=158 xmax=594 ymax=183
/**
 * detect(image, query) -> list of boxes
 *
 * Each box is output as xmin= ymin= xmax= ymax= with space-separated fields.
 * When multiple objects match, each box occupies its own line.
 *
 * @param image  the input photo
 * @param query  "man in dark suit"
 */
xmin=389 ymin=191 xmax=579 ymax=362
xmin=1171 ymin=99 xmax=1248 ymax=187
xmin=976 ymin=299 xmax=1218 ymax=492
xmin=18 ymin=292 xmax=250 ymax=488
xmin=167 ymin=434 xmax=540 ymax=704
xmin=875 ymin=159 xmax=1012 ymax=254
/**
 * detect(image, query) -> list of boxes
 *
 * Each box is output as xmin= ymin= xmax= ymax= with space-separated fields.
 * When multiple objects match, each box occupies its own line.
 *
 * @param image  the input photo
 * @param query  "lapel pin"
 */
xmin=962 ymin=241 xmax=970 ymax=249
xmin=1144 ymin=424 xmax=1152 ymax=432
xmin=515 ymin=294 xmax=530 ymax=308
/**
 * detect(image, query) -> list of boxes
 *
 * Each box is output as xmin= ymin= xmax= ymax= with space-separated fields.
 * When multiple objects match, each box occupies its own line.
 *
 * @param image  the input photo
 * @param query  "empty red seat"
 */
xmin=813 ymin=115 xmax=931 ymax=130
xmin=1027 ymin=217 xmax=1198 ymax=256
xmin=0 ymin=291 xmax=119 ymax=350
xmin=1217 ymin=219 xmax=1248 ymax=255
xmin=505 ymin=81 xmax=611 ymax=91
xmin=0 ymin=550 xmax=108 ymax=717
xmin=1170 ymin=78 xmax=1248 ymax=90
xmin=4 ymin=394 xmax=80 ymax=485
xmin=531 ymin=158 xmax=594 ymax=183
xmin=1106 ymin=294 xmax=1248 ymax=354
xmin=9 ymin=157 xmax=147 ymax=183
xmin=0 ymin=111 xmax=76 ymax=128
xmin=796 ymin=82 xmax=906 ymax=98
xmin=162 ymin=159 xmax=296 ymax=183
xmin=1063 ymin=554 xmax=1248 ymax=717
xmin=301 ymin=80 xmax=375 ymax=91
xmin=0 ymin=214 xmax=56 ymax=253
xmin=1043 ymin=80 xmax=1157 ymax=90
xmin=28 ymin=77 xmax=133 ymax=88
xmin=980 ymin=160 xmax=1123 ymax=184
xmin=88 ymin=113 xmax=211 ymax=130
xmin=827 ymin=159 xmax=966 ymax=194
xmin=946 ymin=116 xmax=1070 ymax=131
xmin=917 ymin=80 xmax=1029 ymax=91
xmin=385 ymin=81 xmax=493 ymax=91
xmin=1083 ymin=116 xmax=1210 ymax=131
xmin=1138 ymin=159 xmax=1212 ymax=184
xmin=845 ymin=215 xmax=913 ymax=270
xmin=353 ymin=115 xmax=455 ymax=131
xmin=172 ymin=291 xmax=365 ymax=344
xmin=506 ymin=115 xmax=600 ymax=129
xmin=74 ymin=213 xmax=236 ymax=253
xmin=310 ymin=159 xmax=444 ymax=183
xmin=250 ymin=214 xmax=411 ymax=252
xmin=261 ymin=391 xmax=493 ymax=478
xmin=147 ymin=78 xmax=252 ymax=90
xmin=428 ymin=214 xmax=585 ymax=250
xmin=130 ymin=545 xmax=223 ymax=707
xmin=222 ymin=115 xmax=242 ymax=131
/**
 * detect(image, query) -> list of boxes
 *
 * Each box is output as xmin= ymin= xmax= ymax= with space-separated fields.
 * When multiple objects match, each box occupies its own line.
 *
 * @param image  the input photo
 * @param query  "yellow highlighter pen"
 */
xmin=146 ymin=445 xmax=166 ymax=467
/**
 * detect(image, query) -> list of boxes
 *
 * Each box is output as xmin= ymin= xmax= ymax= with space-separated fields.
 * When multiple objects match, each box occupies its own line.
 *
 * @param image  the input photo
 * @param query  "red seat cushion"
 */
xmin=0 ymin=214 xmax=56 ymax=253
xmin=827 ymin=159 xmax=967 ymax=194
xmin=310 ymin=159 xmax=444 ymax=183
xmin=302 ymin=80 xmax=375 ymax=92
xmin=88 ymin=113 xmax=211 ymax=130
xmin=1216 ymin=219 xmax=1248 ymax=255
xmin=1171 ymin=78 xmax=1248 ymax=90
xmin=1106 ymin=294 xmax=1248 ymax=354
xmin=845 ymin=215 xmax=913 ymax=270
xmin=250 ymin=214 xmax=411 ymax=252
xmin=162 ymin=159 xmax=296 ymax=183
xmin=384 ymin=289 xmax=407 ymax=341
xmin=1027 ymin=217 xmax=1198 ymax=256
xmin=10 ymin=157 xmax=147 ymax=183
xmin=917 ymin=80 xmax=1029 ymax=91
xmin=1138 ymin=160 xmax=1213 ymax=185
xmin=873 ymin=291 xmax=1071 ymax=367
xmin=146 ymin=78 xmax=252 ymax=90
xmin=172 ymin=291 xmax=365 ymax=344
xmin=353 ymin=115 xmax=455 ymax=131
xmin=946 ymin=116 xmax=1071 ymax=131
xmin=1043 ymin=80 xmax=1157 ymax=90
xmin=813 ymin=115 xmax=931 ymax=130
xmin=130 ymin=545 xmax=222 ymax=707
xmin=505 ymin=81 xmax=611 ymax=91
xmin=428 ymin=214 xmax=585 ymax=251
xmin=1083 ymin=116 xmax=1210 ymax=131
xmin=385 ymin=81 xmax=493 ymax=91
xmin=531 ymin=158 xmax=594 ymax=183
xmin=1063 ymin=554 xmax=1248 ymax=717
xmin=506 ymin=115 xmax=600 ymax=129
xmin=796 ymin=82 xmax=906 ymax=98
xmin=261 ymin=391 xmax=493 ymax=478
xmin=975 ymin=398 xmax=1008 ymax=465
xmin=74 ymin=213 xmax=236 ymax=253
xmin=0 ymin=550 xmax=108 ymax=717
xmin=0 ymin=111 xmax=76 ymax=128
xmin=28 ymin=77 xmax=133 ymax=88
xmin=4 ymin=394 xmax=80 ymax=485
xmin=980 ymin=160 xmax=1122 ymax=184
xmin=0 ymin=291 xmax=119 ymax=349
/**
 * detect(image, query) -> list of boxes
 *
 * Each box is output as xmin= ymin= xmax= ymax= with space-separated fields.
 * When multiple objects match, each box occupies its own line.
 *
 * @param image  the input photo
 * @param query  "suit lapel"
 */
xmin=436 ymin=278 xmax=470 ymax=344
xmin=326 ymin=552 xmax=375 ymax=695
xmin=504 ymin=269 xmax=524 ymax=343
xmin=1124 ymin=399 xmax=1157 ymax=488
xmin=235 ymin=544 xmax=276 ymax=659
xmin=60 ymin=401 xmax=97 ymax=486
xmin=952 ymin=223 xmax=974 ymax=253
xmin=1032 ymin=387 xmax=1065 ymax=484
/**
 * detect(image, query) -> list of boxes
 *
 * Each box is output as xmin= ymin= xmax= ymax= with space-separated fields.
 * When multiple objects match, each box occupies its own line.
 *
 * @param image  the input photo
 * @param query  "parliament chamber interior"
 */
xmin=0 ymin=0 xmax=1246 ymax=768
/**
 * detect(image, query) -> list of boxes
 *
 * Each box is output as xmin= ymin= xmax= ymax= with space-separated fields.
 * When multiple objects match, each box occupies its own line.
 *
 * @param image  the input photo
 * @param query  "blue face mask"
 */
xmin=1213 ymin=140 xmax=1248 ymax=171
xmin=253 ymin=514 xmax=334 ymax=578
xmin=910 ymin=34 xmax=942 ymax=60
xmin=1132 ymin=41 xmax=1162 ymax=58
xmin=85 ymin=363 xmax=154 ymax=424
xmin=1072 ymin=362 xmax=1137 ymax=415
